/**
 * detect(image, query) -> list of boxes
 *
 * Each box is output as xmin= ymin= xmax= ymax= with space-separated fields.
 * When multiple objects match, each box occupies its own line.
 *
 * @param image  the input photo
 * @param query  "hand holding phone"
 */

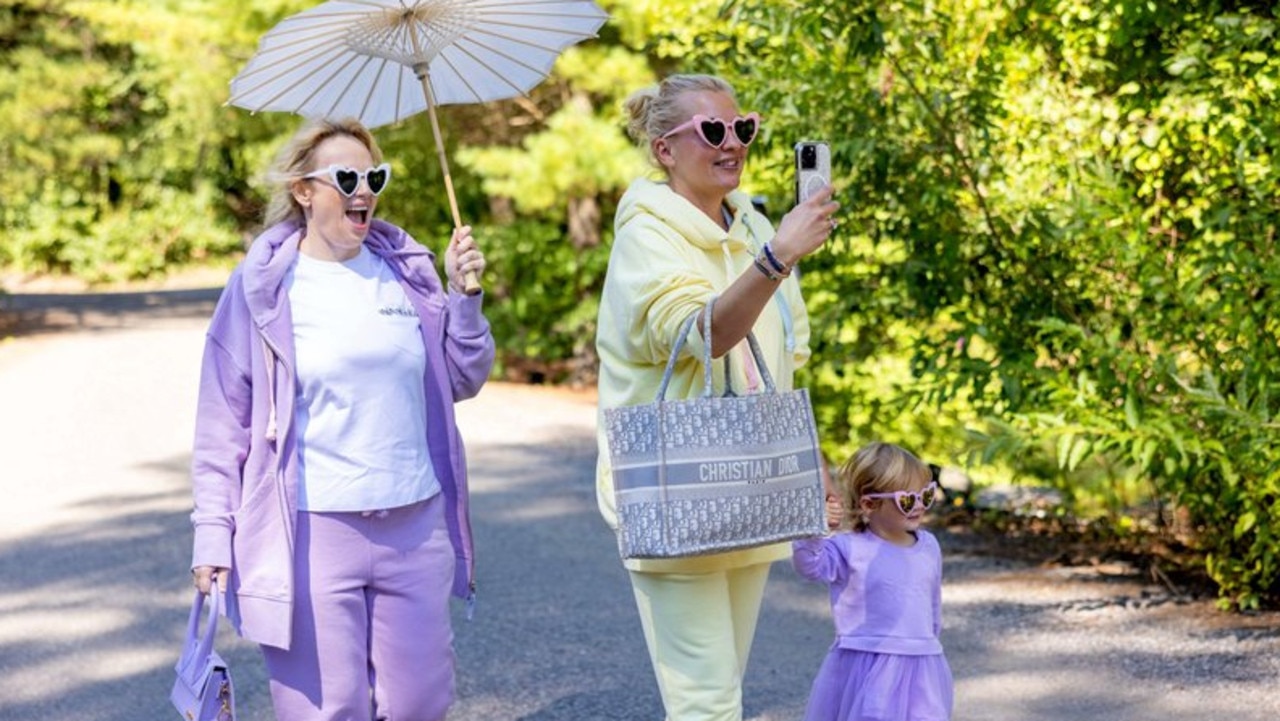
xmin=794 ymin=140 xmax=832 ymax=206
xmin=770 ymin=140 xmax=839 ymax=269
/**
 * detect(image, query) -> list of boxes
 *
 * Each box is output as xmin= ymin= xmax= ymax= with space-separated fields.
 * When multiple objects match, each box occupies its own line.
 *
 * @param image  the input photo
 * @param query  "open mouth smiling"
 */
xmin=346 ymin=207 xmax=371 ymax=225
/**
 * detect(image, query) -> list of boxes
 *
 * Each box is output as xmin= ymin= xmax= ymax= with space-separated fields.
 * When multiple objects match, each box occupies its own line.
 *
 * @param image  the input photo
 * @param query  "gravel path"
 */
xmin=0 ymin=287 xmax=1276 ymax=720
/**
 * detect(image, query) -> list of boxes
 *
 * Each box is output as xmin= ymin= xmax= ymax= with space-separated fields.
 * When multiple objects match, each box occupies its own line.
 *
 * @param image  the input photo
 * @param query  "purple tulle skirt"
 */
xmin=802 ymin=647 xmax=953 ymax=721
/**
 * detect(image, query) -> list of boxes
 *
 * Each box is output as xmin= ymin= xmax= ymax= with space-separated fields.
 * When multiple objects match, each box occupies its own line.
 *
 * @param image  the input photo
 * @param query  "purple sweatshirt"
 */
xmin=792 ymin=529 xmax=944 ymax=655
xmin=189 ymin=219 xmax=495 ymax=650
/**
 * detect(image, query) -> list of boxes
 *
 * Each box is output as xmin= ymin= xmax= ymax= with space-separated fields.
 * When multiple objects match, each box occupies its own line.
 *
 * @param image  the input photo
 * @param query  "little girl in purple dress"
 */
xmin=792 ymin=441 xmax=954 ymax=721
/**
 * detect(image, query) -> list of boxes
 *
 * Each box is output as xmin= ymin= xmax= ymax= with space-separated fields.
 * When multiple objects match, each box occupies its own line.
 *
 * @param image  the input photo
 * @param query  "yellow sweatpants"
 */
xmin=628 ymin=562 xmax=773 ymax=721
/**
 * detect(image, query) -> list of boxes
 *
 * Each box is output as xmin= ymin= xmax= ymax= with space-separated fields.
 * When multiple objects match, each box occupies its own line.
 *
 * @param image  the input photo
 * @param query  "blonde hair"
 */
xmin=262 ymin=117 xmax=384 ymax=228
xmin=837 ymin=442 xmax=933 ymax=531
xmin=622 ymin=74 xmax=737 ymax=168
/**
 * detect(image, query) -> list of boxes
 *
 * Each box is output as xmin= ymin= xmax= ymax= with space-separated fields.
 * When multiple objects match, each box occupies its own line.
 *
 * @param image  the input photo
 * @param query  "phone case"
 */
xmin=794 ymin=141 xmax=831 ymax=205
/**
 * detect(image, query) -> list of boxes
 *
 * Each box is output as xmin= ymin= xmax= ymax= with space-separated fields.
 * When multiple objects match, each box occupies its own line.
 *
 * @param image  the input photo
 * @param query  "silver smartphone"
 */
xmin=794 ymin=140 xmax=831 ymax=205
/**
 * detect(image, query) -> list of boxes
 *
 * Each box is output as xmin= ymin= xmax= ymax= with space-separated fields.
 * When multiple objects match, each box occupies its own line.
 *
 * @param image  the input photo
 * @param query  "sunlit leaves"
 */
xmin=456 ymin=104 xmax=644 ymax=216
xmin=676 ymin=0 xmax=1280 ymax=609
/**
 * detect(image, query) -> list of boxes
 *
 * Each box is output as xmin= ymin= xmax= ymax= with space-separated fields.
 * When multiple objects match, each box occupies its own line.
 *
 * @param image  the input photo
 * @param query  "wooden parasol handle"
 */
xmin=415 ymin=69 xmax=481 ymax=295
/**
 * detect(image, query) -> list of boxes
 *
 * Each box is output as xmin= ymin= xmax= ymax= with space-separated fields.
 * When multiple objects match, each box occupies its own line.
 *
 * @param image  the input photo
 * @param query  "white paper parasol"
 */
xmin=228 ymin=0 xmax=609 ymax=292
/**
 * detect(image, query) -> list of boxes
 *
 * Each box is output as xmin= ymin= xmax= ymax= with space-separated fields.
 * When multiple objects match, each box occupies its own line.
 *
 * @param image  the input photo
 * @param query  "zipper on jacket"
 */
xmin=257 ymin=329 xmax=295 ymax=444
xmin=257 ymin=329 xmax=295 ymax=563
xmin=260 ymin=336 xmax=280 ymax=443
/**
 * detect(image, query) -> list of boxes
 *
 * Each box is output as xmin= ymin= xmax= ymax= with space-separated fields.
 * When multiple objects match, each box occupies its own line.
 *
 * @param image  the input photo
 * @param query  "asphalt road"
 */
xmin=0 ymin=288 xmax=1276 ymax=721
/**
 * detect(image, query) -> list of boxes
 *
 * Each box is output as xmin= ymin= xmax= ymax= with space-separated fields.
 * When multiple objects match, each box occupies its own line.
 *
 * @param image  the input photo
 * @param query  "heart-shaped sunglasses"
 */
xmin=864 ymin=482 xmax=941 ymax=516
xmin=661 ymin=112 xmax=761 ymax=149
xmin=303 ymin=163 xmax=392 ymax=197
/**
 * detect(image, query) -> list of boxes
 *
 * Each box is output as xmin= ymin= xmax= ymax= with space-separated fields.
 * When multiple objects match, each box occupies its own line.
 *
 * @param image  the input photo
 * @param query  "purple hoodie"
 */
xmin=189 ymin=219 xmax=495 ymax=650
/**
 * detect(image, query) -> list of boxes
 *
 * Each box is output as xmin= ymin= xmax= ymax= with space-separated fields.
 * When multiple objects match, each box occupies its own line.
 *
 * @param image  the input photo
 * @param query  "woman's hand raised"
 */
xmin=445 ymin=225 xmax=487 ymax=294
xmin=770 ymin=185 xmax=840 ymax=268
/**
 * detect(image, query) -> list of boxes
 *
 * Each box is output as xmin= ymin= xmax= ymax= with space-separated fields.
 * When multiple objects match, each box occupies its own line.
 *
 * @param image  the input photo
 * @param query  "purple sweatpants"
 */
xmin=261 ymin=495 xmax=457 ymax=721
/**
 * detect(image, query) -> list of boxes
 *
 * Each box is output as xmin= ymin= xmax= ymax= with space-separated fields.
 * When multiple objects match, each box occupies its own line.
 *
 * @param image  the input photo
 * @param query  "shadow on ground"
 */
xmin=0 ymin=475 xmax=270 ymax=721
xmin=0 ymin=287 xmax=223 ymax=337
xmin=1 ymin=425 xmax=1275 ymax=721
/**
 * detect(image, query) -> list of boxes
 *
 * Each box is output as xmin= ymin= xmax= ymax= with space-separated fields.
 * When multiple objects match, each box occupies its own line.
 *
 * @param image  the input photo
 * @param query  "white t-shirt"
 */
xmin=287 ymin=245 xmax=440 ymax=512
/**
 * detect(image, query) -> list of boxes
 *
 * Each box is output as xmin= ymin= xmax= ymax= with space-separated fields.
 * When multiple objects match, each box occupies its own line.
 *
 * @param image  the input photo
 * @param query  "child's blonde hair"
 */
xmin=836 ymin=442 xmax=933 ymax=531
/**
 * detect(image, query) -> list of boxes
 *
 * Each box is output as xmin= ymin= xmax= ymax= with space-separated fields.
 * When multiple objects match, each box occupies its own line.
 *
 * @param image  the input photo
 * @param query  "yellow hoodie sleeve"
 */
xmin=599 ymin=212 xmax=718 ymax=373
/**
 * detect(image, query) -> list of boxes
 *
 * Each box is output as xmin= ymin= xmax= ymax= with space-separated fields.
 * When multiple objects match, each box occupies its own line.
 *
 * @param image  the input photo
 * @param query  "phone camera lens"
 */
xmin=800 ymin=145 xmax=817 ymax=170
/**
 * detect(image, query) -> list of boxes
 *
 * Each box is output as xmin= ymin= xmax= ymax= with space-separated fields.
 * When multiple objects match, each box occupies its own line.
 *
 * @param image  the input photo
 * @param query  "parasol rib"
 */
xmin=431 ymin=52 xmax=490 ymax=104
xmin=452 ymin=34 xmax=561 ymax=76
xmin=230 ymin=42 xmax=358 ymax=105
xmin=236 ymin=51 xmax=364 ymax=113
xmin=321 ymin=54 xmax=380 ymax=123
xmin=228 ymin=0 xmax=610 ymax=297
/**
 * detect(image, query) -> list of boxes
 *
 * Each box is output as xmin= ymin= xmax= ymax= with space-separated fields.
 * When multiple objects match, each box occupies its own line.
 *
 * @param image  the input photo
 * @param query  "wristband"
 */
xmin=761 ymin=242 xmax=790 ymax=274
xmin=753 ymin=256 xmax=783 ymax=282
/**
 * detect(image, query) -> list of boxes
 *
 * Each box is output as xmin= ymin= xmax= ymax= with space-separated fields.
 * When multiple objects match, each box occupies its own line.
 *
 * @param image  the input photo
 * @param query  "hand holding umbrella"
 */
xmin=228 ymin=0 xmax=609 ymax=294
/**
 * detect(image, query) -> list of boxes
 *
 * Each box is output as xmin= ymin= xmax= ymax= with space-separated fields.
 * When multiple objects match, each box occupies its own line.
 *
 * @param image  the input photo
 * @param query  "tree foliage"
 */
xmin=0 ymin=0 xmax=314 ymax=280
xmin=450 ymin=39 xmax=650 ymax=381
xmin=679 ymin=0 xmax=1279 ymax=609
xmin=1 ymin=0 xmax=1276 ymax=608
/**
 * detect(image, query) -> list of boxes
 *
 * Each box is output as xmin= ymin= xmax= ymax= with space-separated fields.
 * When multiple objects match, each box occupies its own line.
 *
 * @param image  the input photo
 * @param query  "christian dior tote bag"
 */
xmin=603 ymin=300 xmax=826 ymax=559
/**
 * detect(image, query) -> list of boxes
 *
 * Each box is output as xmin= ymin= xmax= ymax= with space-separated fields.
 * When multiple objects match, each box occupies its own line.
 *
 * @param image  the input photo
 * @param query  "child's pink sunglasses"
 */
xmin=864 ymin=482 xmax=941 ymax=516
xmin=661 ymin=112 xmax=761 ymax=149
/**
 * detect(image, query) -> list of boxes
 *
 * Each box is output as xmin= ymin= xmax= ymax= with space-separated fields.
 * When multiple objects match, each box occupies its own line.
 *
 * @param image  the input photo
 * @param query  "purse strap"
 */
xmin=653 ymin=308 xmax=709 ymax=402
xmin=652 ymin=296 xmax=777 ymax=402
xmin=183 ymin=577 xmax=221 ymax=668
xmin=725 ymin=332 xmax=777 ymax=396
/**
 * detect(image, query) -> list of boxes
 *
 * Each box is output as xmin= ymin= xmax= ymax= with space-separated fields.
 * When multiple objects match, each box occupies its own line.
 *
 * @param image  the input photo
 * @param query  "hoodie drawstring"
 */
xmin=261 ymin=336 xmax=279 ymax=443
xmin=719 ymin=210 xmax=762 ymax=393
xmin=739 ymin=214 xmax=796 ymax=354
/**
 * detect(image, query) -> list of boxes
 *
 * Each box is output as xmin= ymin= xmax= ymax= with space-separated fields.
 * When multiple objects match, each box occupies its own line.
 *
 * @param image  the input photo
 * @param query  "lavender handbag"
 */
xmin=171 ymin=581 xmax=235 ymax=721
xmin=603 ymin=299 xmax=827 ymax=559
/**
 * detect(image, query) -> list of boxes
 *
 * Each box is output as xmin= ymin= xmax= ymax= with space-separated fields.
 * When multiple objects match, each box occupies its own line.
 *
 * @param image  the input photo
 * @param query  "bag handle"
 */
xmin=652 ymin=296 xmax=777 ymax=402
xmin=724 ymin=332 xmax=777 ymax=397
xmin=652 ymin=307 xmax=709 ymax=402
xmin=180 ymin=576 xmax=221 ymax=675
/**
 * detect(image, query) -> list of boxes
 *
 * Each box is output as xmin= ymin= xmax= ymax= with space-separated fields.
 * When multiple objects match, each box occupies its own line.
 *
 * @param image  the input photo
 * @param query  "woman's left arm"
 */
xmin=443 ymin=293 xmax=495 ymax=400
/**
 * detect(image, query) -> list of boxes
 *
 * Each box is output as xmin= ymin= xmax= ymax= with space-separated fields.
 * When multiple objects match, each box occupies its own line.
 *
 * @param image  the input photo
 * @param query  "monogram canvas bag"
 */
xmin=603 ymin=299 xmax=826 ymax=559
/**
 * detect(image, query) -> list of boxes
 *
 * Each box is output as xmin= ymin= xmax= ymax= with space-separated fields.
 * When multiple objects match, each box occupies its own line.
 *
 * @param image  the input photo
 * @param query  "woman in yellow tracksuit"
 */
xmin=595 ymin=74 xmax=839 ymax=721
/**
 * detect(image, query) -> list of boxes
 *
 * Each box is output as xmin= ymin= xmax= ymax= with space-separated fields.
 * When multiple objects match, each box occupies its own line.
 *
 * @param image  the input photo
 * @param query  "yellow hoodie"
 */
xmin=595 ymin=178 xmax=812 ymax=573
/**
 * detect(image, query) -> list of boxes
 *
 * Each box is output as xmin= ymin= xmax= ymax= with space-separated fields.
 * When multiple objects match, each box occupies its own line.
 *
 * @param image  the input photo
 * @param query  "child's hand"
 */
xmin=825 ymin=496 xmax=843 ymax=530
xmin=820 ymin=458 xmax=844 ymax=530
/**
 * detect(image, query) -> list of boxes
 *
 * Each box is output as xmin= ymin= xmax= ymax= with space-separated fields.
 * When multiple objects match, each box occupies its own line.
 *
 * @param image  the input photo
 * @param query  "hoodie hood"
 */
xmin=361 ymin=219 xmax=441 ymax=293
xmin=241 ymin=220 xmax=303 ymax=328
xmin=241 ymin=219 xmax=438 ymax=325
xmin=614 ymin=178 xmax=770 ymax=254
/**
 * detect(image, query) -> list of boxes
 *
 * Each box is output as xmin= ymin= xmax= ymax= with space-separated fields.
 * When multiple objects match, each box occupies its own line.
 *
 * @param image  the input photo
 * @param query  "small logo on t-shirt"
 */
xmin=378 ymin=306 xmax=417 ymax=318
